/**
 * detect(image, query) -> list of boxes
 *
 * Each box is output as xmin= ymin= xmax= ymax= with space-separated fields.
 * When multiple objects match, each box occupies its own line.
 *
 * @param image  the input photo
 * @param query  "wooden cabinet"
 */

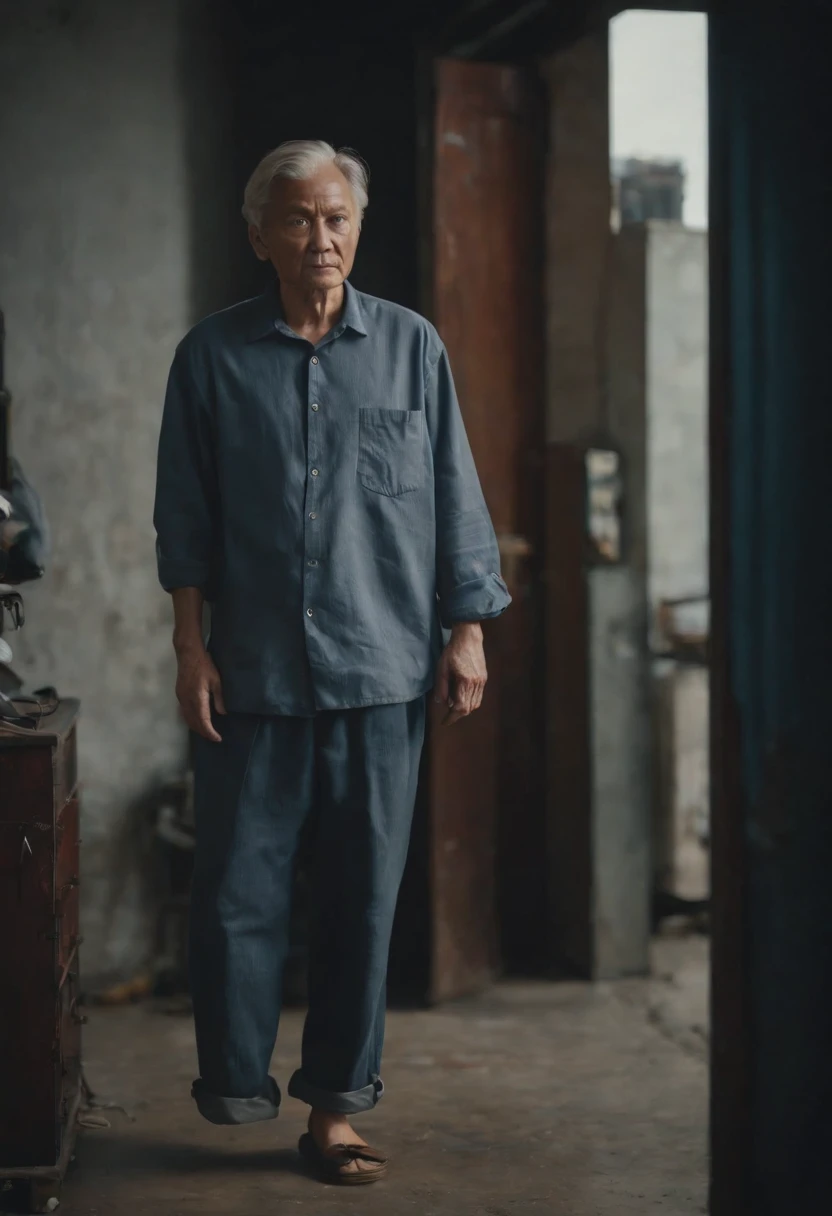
xmin=0 ymin=700 xmax=84 ymax=1207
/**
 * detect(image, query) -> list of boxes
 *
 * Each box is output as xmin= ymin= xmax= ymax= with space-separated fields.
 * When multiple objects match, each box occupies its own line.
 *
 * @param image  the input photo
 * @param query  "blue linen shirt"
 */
xmin=153 ymin=279 xmax=511 ymax=715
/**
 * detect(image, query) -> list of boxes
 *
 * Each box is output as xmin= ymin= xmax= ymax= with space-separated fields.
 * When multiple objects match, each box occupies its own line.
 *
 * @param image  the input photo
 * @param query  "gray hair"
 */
xmin=242 ymin=140 xmax=370 ymax=229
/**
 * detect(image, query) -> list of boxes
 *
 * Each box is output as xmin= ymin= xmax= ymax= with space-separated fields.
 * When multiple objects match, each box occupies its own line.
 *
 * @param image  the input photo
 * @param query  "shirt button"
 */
xmin=311 ymin=403 xmax=319 ymax=412
xmin=311 ymin=468 xmax=319 ymax=477
xmin=309 ymin=511 xmax=317 ymax=520
xmin=311 ymin=356 xmax=319 ymax=365
xmin=308 ymin=559 xmax=318 ymax=567
xmin=306 ymin=607 xmax=314 ymax=617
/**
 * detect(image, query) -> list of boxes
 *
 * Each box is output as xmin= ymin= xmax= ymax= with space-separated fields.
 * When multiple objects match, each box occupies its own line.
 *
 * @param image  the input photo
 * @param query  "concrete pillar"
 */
xmin=542 ymin=30 xmax=651 ymax=979
xmin=610 ymin=222 xmax=709 ymax=901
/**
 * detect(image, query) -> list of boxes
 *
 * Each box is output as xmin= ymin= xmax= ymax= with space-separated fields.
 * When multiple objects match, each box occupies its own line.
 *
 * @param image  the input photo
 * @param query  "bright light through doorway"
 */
xmin=610 ymin=10 xmax=708 ymax=229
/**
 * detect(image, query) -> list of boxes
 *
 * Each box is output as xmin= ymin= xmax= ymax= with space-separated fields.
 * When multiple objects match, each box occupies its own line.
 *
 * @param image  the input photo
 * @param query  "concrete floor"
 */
xmin=5 ymin=952 xmax=708 ymax=1216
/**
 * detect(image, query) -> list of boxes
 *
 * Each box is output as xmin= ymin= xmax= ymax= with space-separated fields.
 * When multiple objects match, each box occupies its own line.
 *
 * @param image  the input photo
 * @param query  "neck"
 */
xmin=279 ymin=281 xmax=345 ymax=339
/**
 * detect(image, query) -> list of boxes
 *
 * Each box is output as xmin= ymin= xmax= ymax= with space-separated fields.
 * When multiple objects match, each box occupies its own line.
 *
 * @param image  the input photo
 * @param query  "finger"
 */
xmin=454 ymin=678 xmax=476 ymax=716
xmin=472 ymin=680 xmax=486 ymax=711
xmin=442 ymin=686 xmax=473 ymax=724
xmin=195 ymin=687 xmax=222 ymax=742
xmin=211 ymin=676 xmax=227 ymax=716
xmin=176 ymin=681 xmax=221 ymax=742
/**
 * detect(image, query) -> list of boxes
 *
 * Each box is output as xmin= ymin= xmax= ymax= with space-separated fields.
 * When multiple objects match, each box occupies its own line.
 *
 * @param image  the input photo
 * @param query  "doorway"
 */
xmin=394 ymin=11 xmax=711 ymax=1008
xmin=610 ymin=4 xmax=711 ymax=1050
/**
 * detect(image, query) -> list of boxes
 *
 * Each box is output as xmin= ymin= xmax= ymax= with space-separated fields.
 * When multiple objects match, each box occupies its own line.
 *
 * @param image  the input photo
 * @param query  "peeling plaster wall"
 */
xmin=0 ymin=0 xmax=233 ymax=982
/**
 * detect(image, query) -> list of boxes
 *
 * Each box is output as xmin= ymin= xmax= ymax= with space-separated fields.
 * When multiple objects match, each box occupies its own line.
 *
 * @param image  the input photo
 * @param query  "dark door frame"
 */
xmin=707 ymin=10 xmax=748 ymax=1210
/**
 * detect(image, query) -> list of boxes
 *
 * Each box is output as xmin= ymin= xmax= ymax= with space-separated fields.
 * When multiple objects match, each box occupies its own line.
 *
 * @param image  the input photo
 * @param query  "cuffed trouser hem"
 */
xmin=191 ymin=1075 xmax=281 ymax=1125
xmin=287 ymin=1069 xmax=384 ymax=1114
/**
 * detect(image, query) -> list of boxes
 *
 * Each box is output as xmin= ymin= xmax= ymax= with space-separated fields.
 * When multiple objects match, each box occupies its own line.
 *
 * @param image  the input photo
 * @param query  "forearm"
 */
xmin=450 ymin=621 xmax=483 ymax=641
xmin=171 ymin=586 xmax=206 ymax=655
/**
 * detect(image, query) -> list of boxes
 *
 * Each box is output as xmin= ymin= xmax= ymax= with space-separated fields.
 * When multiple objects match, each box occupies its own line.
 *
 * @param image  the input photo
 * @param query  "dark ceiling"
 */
xmin=225 ymin=0 xmax=639 ymax=61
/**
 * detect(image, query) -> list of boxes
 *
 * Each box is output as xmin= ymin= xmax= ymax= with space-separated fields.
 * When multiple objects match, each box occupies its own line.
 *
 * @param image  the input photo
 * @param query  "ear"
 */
xmin=248 ymin=223 xmax=270 ymax=262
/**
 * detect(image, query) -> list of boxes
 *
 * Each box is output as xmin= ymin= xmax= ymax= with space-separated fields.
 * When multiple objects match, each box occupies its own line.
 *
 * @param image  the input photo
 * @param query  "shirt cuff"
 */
xmin=157 ymin=555 xmax=212 ymax=593
xmin=438 ymin=571 xmax=512 ymax=628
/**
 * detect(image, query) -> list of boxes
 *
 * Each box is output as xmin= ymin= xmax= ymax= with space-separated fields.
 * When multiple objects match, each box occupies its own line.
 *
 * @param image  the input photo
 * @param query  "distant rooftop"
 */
xmin=612 ymin=158 xmax=686 ymax=226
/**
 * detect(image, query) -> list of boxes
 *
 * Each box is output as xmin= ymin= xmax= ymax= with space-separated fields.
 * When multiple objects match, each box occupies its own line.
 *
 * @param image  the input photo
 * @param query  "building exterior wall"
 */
xmin=654 ymin=664 xmax=709 ymax=899
xmin=646 ymin=223 xmax=708 ymax=623
xmin=609 ymin=221 xmax=709 ymax=900
xmin=0 ymin=0 xmax=231 ymax=982
xmin=648 ymin=225 xmax=709 ymax=899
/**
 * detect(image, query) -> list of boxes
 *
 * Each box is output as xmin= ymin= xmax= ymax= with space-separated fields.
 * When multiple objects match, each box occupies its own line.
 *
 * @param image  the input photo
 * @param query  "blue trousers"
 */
xmin=188 ymin=695 xmax=427 ymax=1124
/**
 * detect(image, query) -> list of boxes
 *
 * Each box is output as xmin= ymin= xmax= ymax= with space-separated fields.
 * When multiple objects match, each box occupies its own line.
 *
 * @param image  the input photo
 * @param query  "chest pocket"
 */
xmin=357 ymin=408 xmax=426 ymax=497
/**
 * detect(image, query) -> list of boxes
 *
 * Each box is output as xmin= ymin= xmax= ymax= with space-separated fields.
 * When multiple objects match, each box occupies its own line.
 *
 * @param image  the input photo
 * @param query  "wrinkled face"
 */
xmin=249 ymin=162 xmax=361 ymax=292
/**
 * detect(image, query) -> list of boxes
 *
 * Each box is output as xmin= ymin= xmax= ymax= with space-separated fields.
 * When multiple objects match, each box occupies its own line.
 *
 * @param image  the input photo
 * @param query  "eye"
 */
xmin=331 ymin=215 xmax=347 ymax=225
xmin=290 ymin=217 xmax=309 ymax=228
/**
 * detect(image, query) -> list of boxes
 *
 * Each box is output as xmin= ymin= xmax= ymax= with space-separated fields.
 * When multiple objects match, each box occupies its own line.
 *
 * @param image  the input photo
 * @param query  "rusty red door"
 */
xmin=424 ymin=58 xmax=547 ymax=1001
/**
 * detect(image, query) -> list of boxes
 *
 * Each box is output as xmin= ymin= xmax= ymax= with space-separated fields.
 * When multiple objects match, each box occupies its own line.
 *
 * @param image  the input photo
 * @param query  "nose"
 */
xmin=309 ymin=217 xmax=334 ymax=252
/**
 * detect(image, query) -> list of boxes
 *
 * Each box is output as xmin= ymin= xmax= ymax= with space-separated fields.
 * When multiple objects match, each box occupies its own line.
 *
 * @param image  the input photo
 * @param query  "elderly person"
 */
xmin=153 ymin=139 xmax=510 ymax=1184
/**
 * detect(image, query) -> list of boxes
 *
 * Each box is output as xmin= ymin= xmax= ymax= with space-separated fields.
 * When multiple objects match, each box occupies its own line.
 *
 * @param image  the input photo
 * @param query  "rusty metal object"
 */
xmin=426 ymin=57 xmax=546 ymax=1000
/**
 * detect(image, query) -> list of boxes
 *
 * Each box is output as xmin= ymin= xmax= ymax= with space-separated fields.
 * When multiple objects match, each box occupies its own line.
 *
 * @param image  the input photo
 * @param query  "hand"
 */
xmin=175 ymin=644 xmax=226 ymax=742
xmin=433 ymin=622 xmax=487 ymax=726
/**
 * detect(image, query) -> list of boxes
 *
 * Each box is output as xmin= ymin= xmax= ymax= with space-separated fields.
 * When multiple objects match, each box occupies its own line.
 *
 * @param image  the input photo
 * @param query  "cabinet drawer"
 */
xmin=0 ymin=745 xmax=54 ymax=825
xmin=0 ymin=818 xmax=55 ymax=908
xmin=0 ymin=699 xmax=80 ymax=822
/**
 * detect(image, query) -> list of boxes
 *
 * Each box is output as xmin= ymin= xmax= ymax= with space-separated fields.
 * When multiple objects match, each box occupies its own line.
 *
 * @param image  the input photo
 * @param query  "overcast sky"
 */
xmin=610 ymin=10 xmax=709 ymax=229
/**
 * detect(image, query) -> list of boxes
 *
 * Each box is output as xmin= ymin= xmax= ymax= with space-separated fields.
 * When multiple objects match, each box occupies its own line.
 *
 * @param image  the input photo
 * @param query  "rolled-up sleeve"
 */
xmin=153 ymin=342 xmax=218 ymax=595
xmin=425 ymin=338 xmax=512 ymax=628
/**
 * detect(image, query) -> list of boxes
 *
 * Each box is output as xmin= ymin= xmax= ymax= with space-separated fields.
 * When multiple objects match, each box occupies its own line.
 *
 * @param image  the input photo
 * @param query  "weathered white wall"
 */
xmin=647 ymin=225 xmax=709 ymax=900
xmin=0 ymin=0 xmax=232 ymax=982
xmin=646 ymin=223 xmax=709 ymax=618
xmin=609 ymin=222 xmax=708 ymax=621
xmin=654 ymin=665 xmax=709 ymax=900
xmin=609 ymin=221 xmax=709 ymax=900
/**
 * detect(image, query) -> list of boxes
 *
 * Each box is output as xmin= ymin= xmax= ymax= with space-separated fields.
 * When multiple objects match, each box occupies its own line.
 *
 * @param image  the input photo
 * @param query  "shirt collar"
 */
xmin=246 ymin=278 xmax=368 ymax=343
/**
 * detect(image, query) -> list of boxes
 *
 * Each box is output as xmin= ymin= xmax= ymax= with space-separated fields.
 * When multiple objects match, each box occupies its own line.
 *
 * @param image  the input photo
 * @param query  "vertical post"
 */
xmin=708 ymin=8 xmax=750 ymax=1209
xmin=543 ymin=30 xmax=651 ymax=979
xmin=709 ymin=2 xmax=832 ymax=1210
xmin=0 ymin=310 xmax=10 ymax=489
